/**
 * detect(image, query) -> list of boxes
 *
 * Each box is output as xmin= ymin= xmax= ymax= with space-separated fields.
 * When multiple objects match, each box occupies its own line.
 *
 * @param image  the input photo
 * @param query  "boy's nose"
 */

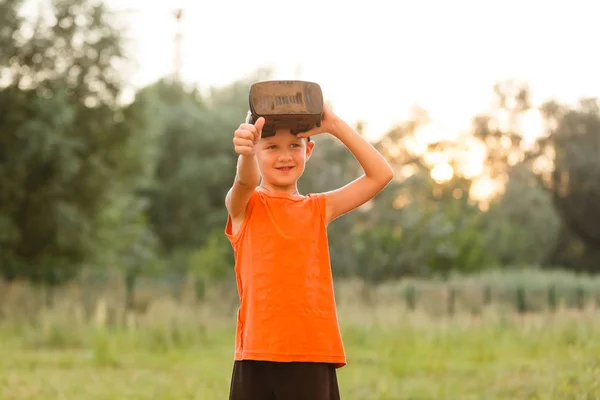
xmin=278 ymin=151 xmax=293 ymax=161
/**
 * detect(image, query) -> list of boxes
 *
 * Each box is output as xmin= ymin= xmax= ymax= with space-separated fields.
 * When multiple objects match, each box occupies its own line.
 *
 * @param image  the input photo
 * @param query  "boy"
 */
xmin=224 ymin=98 xmax=394 ymax=399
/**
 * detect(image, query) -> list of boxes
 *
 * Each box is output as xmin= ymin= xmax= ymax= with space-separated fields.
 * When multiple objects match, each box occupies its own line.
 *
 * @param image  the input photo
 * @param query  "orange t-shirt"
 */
xmin=225 ymin=189 xmax=346 ymax=368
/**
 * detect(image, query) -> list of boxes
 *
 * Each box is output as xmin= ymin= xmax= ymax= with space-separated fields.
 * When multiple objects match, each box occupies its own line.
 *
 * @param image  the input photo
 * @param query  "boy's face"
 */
xmin=256 ymin=128 xmax=315 ymax=189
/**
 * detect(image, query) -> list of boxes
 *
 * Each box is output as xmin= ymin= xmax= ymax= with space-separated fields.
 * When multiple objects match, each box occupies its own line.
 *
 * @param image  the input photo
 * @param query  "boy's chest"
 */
xmin=250 ymin=201 xmax=323 ymax=243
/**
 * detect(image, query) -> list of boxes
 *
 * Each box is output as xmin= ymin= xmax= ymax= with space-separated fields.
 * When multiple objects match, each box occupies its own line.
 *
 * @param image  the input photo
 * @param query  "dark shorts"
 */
xmin=228 ymin=360 xmax=341 ymax=400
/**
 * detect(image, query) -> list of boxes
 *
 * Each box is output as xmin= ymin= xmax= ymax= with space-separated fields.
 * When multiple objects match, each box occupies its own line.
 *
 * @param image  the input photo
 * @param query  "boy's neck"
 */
xmin=259 ymin=184 xmax=299 ymax=196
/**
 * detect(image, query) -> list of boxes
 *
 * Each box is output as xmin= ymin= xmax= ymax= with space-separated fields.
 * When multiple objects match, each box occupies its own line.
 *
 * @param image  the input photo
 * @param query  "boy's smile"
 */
xmin=276 ymin=166 xmax=294 ymax=173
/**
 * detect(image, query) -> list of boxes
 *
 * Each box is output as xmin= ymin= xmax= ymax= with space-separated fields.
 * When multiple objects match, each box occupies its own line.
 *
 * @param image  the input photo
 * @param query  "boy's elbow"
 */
xmin=382 ymin=164 xmax=394 ymax=184
xmin=370 ymin=166 xmax=394 ymax=191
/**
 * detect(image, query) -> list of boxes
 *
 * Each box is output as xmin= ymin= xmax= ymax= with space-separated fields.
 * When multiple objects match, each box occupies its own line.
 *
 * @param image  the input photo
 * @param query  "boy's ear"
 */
xmin=305 ymin=139 xmax=315 ymax=160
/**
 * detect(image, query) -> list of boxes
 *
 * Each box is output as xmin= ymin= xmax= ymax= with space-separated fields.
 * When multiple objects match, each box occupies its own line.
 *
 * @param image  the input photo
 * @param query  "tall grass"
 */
xmin=0 ymin=268 xmax=598 ymax=355
xmin=2 ymin=268 xmax=600 ymax=398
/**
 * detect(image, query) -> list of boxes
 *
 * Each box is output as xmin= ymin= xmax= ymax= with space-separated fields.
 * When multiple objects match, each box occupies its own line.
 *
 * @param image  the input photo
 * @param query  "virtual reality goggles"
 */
xmin=247 ymin=80 xmax=323 ymax=138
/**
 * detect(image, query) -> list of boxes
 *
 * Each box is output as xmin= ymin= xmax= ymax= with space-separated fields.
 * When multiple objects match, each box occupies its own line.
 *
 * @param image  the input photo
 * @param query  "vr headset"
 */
xmin=247 ymin=80 xmax=323 ymax=138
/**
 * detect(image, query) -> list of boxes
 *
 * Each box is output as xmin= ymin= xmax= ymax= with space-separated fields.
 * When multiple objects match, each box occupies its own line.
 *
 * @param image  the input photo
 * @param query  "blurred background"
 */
xmin=2 ymin=0 xmax=600 ymax=398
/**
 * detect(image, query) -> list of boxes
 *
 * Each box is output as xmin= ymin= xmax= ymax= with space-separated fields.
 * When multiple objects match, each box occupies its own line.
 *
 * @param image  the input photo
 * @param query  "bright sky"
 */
xmin=104 ymin=0 xmax=600 ymax=142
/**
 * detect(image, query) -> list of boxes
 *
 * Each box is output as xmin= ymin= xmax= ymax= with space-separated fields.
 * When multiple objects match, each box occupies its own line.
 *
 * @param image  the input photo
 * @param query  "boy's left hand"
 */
xmin=297 ymin=104 xmax=341 ymax=139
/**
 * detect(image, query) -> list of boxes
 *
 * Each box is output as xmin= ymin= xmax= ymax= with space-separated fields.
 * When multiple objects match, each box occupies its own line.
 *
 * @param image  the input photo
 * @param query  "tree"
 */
xmin=469 ymin=81 xmax=600 ymax=272
xmin=484 ymin=163 xmax=560 ymax=267
xmin=134 ymin=69 xmax=273 ymax=283
xmin=539 ymin=98 xmax=600 ymax=272
xmin=0 ymin=0 xmax=146 ymax=290
xmin=333 ymin=108 xmax=499 ymax=282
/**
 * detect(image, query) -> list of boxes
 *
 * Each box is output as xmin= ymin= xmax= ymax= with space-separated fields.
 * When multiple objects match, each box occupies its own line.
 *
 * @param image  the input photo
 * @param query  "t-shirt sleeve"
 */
xmin=308 ymin=192 xmax=327 ymax=225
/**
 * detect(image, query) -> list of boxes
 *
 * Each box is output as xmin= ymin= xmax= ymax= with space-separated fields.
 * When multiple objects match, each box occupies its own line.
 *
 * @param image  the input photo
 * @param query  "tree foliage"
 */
xmin=470 ymin=81 xmax=600 ymax=272
xmin=539 ymin=98 xmax=600 ymax=272
xmin=0 ymin=0 xmax=145 ymax=284
xmin=2 ymin=1 xmax=599 ymax=291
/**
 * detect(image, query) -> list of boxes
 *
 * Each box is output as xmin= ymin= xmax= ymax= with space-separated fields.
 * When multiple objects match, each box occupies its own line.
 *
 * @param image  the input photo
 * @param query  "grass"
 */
xmin=1 ymin=276 xmax=600 ymax=399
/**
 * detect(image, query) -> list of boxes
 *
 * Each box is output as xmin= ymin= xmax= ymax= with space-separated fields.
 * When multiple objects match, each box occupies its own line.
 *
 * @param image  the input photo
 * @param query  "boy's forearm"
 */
xmin=235 ymin=154 xmax=260 ymax=187
xmin=331 ymin=119 xmax=394 ymax=181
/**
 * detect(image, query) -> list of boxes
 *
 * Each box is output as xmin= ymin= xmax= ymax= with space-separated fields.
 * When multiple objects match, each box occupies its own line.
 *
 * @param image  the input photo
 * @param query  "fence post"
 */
xmin=516 ymin=286 xmax=526 ymax=314
xmin=405 ymin=285 xmax=416 ymax=311
xmin=447 ymin=286 xmax=456 ymax=316
xmin=547 ymin=285 xmax=557 ymax=312
xmin=575 ymin=286 xmax=585 ymax=310
xmin=483 ymin=285 xmax=492 ymax=306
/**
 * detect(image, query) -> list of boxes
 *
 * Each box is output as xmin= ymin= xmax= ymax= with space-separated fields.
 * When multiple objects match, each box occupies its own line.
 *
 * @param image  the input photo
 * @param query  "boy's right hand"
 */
xmin=233 ymin=117 xmax=265 ymax=156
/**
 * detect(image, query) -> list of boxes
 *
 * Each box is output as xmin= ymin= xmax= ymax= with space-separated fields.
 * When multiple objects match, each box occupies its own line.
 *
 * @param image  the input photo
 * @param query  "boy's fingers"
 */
xmin=233 ymin=137 xmax=254 ymax=148
xmin=235 ymin=129 xmax=254 ymax=141
xmin=235 ymin=146 xmax=254 ymax=156
xmin=239 ymin=123 xmax=256 ymax=131
xmin=297 ymin=126 xmax=318 ymax=138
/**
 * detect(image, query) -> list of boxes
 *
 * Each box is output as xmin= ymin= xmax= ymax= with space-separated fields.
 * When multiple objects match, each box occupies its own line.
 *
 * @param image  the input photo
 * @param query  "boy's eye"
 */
xmin=267 ymin=145 xmax=277 ymax=149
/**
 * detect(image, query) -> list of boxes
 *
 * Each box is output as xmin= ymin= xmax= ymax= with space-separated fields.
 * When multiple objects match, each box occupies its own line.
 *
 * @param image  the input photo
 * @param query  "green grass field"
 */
xmin=2 ymin=275 xmax=600 ymax=399
xmin=2 ymin=304 xmax=600 ymax=399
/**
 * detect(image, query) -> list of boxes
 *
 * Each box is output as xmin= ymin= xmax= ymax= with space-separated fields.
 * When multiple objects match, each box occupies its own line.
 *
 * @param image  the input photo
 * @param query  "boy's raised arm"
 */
xmin=225 ymin=118 xmax=265 ymax=219
xmin=297 ymin=108 xmax=394 ymax=225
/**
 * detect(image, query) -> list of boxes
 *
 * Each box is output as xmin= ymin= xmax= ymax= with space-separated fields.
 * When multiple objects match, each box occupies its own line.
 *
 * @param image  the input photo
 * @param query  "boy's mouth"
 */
xmin=276 ymin=166 xmax=295 ymax=171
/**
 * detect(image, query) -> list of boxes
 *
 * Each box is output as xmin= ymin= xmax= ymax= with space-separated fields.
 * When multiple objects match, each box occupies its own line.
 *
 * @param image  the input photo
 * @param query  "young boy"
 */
xmin=224 ymin=98 xmax=394 ymax=400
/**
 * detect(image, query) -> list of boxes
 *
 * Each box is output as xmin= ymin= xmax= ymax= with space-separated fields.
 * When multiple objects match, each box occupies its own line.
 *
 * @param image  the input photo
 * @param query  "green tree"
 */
xmin=135 ymin=69 xmax=273 ymax=283
xmin=484 ymin=163 xmax=560 ymax=267
xmin=0 ymin=0 xmax=145 ymax=291
xmin=470 ymin=81 xmax=599 ymax=272
xmin=356 ymin=108 xmax=498 ymax=281
xmin=539 ymin=98 xmax=600 ymax=272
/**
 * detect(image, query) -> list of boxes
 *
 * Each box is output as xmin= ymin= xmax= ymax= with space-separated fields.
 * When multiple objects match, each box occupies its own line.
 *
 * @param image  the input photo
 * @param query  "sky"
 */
xmin=102 ymin=0 xmax=600 ymax=142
